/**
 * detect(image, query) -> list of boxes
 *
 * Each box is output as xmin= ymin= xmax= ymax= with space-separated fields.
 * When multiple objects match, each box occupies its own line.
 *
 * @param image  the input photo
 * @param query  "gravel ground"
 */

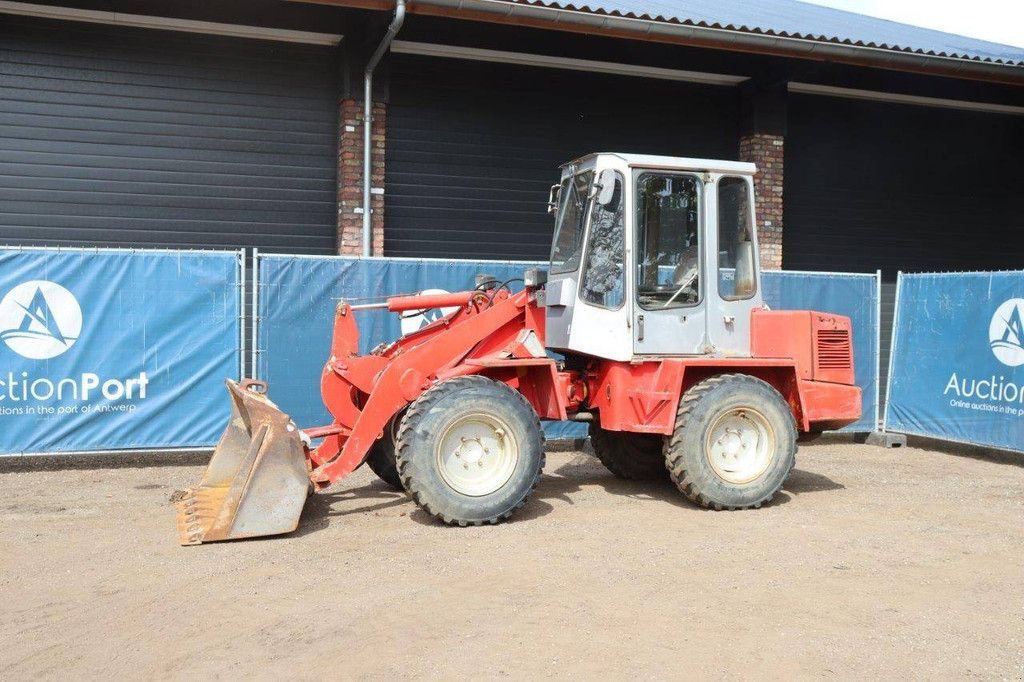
xmin=1 ymin=438 xmax=1022 ymax=680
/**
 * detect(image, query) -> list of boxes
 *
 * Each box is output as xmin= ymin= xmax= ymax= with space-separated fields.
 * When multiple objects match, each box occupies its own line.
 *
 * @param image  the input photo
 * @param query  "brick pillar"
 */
xmin=337 ymin=99 xmax=386 ymax=255
xmin=738 ymin=133 xmax=784 ymax=271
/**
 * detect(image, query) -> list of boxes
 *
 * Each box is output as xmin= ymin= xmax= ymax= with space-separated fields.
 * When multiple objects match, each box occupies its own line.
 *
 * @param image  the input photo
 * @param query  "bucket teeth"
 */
xmin=174 ymin=488 xmax=215 ymax=546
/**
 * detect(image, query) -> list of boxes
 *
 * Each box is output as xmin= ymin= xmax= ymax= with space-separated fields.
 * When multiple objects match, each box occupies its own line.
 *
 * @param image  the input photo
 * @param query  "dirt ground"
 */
xmin=2 ymin=438 xmax=1023 ymax=680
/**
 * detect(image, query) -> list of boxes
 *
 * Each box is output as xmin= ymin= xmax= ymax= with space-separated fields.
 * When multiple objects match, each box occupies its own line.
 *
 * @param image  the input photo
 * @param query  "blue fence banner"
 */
xmin=884 ymin=271 xmax=1024 ymax=453
xmin=258 ymin=256 xmax=880 ymax=441
xmin=0 ymin=248 xmax=242 ymax=454
xmin=252 ymin=256 xmax=583 ymax=435
xmin=763 ymin=270 xmax=880 ymax=432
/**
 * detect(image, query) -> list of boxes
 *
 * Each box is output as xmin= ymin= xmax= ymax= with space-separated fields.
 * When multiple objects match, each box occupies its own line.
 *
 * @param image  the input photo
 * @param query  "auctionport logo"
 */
xmin=944 ymin=296 xmax=1024 ymax=415
xmin=0 ymin=281 xmax=82 ymax=360
xmin=989 ymin=298 xmax=1024 ymax=368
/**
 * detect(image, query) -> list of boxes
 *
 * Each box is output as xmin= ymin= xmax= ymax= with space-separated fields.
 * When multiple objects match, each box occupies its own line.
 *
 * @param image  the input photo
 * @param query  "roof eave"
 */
xmin=308 ymin=0 xmax=1024 ymax=85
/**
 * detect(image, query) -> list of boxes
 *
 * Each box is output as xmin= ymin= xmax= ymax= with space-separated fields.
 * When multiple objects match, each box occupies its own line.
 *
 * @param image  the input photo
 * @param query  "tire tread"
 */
xmin=664 ymin=373 xmax=796 ymax=510
xmin=590 ymin=423 xmax=666 ymax=480
xmin=395 ymin=375 xmax=545 ymax=526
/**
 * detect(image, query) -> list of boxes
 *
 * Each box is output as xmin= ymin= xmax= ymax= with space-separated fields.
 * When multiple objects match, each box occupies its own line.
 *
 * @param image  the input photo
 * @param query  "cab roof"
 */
xmin=563 ymin=153 xmax=757 ymax=176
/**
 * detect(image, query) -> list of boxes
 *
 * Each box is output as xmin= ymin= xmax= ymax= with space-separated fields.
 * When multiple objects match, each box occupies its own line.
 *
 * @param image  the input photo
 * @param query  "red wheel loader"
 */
xmin=175 ymin=154 xmax=861 ymax=545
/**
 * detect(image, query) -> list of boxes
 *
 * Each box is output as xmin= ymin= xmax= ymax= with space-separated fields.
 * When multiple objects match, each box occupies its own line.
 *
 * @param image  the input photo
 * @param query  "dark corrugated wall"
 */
xmin=784 ymin=93 xmax=1023 ymax=277
xmin=384 ymin=53 xmax=740 ymax=260
xmin=0 ymin=15 xmax=338 ymax=253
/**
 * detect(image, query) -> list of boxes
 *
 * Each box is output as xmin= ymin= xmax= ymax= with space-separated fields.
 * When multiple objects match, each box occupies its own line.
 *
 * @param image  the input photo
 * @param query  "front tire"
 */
xmin=395 ymin=376 xmax=545 ymax=526
xmin=665 ymin=374 xmax=796 ymax=510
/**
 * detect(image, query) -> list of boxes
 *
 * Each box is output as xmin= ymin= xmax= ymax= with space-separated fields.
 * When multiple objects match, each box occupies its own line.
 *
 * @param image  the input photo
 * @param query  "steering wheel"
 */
xmin=662 ymin=266 xmax=698 ymax=308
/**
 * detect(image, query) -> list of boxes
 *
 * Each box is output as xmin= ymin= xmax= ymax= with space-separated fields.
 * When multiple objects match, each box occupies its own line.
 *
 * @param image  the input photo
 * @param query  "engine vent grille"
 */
xmin=815 ymin=329 xmax=853 ymax=370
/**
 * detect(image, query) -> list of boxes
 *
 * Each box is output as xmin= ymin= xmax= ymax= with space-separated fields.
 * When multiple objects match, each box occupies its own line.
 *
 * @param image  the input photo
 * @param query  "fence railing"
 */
xmin=0 ymin=248 xmax=884 ymax=455
xmin=883 ymin=270 xmax=1024 ymax=454
xmin=762 ymin=269 xmax=881 ymax=433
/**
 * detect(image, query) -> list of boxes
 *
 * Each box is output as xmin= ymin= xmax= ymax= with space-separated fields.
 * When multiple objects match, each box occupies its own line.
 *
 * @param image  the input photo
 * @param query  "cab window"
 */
xmin=717 ymin=177 xmax=757 ymax=300
xmin=580 ymin=172 xmax=625 ymax=309
xmin=636 ymin=173 xmax=701 ymax=309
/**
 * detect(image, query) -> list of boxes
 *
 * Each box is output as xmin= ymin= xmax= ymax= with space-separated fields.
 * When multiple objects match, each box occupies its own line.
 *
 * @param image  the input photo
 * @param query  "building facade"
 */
xmin=1 ymin=0 xmax=1021 ymax=278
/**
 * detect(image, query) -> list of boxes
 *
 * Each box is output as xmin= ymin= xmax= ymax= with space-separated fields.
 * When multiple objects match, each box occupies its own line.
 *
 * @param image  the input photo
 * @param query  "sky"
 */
xmin=803 ymin=0 xmax=1024 ymax=48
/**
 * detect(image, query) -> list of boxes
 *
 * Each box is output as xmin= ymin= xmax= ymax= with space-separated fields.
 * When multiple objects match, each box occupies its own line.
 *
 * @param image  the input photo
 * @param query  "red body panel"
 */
xmin=585 ymin=357 xmax=810 ymax=435
xmin=750 ymin=309 xmax=856 ymax=386
xmin=298 ymin=286 xmax=862 ymax=489
xmin=750 ymin=310 xmax=814 ymax=380
xmin=799 ymin=380 xmax=862 ymax=431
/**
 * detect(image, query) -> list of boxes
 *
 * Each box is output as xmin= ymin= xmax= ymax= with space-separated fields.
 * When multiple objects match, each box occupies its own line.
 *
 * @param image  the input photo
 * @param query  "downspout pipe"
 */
xmin=362 ymin=0 xmax=406 ymax=257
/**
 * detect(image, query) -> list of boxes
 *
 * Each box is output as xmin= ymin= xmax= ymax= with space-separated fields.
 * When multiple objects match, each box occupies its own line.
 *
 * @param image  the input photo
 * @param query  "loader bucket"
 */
xmin=175 ymin=380 xmax=310 ymax=546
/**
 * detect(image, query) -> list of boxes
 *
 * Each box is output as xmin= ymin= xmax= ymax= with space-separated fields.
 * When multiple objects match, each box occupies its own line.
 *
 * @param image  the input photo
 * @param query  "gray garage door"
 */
xmin=0 ymin=15 xmax=338 ymax=253
xmin=784 ymin=93 xmax=1022 ymax=277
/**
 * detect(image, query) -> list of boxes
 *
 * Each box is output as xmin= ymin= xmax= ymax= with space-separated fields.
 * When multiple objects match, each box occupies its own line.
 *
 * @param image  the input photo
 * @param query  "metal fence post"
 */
xmin=882 ymin=271 xmax=903 ymax=433
xmin=251 ymin=248 xmax=260 ymax=380
xmin=238 ymin=249 xmax=247 ymax=381
xmin=874 ymin=269 xmax=882 ymax=431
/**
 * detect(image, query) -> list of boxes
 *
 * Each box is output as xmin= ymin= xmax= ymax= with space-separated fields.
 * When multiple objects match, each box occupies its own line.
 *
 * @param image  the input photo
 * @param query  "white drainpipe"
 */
xmin=362 ymin=0 xmax=406 ymax=257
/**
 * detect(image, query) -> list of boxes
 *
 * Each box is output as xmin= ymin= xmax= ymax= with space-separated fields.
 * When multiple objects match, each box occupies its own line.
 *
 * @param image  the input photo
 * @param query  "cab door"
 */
xmin=632 ymin=171 xmax=708 ymax=356
xmin=705 ymin=175 xmax=763 ymax=356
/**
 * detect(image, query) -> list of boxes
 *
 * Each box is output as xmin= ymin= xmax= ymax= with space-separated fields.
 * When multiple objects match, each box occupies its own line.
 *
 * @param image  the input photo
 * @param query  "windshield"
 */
xmin=549 ymin=170 xmax=594 ymax=274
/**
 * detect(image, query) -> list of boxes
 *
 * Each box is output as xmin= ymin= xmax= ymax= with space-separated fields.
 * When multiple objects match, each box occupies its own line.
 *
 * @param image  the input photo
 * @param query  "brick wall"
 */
xmin=337 ymin=99 xmax=386 ymax=255
xmin=738 ymin=133 xmax=784 ymax=270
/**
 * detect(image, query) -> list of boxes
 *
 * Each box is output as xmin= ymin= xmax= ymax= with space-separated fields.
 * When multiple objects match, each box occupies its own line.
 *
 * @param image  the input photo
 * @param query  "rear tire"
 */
xmin=589 ymin=423 xmax=667 ymax=480
xmin=395 ymin=376 xmax=545 ymax=526
xmin=665 ymin=374 xmax=796 ymax=510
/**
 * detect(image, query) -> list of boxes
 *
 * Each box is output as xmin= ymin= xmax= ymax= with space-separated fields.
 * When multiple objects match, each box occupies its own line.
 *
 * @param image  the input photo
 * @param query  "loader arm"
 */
xmin=309 ymin=286 xmax=542 ymax=488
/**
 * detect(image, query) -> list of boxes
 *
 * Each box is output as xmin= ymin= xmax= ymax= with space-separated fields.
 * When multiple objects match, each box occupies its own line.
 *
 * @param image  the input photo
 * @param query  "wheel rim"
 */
xmin=705 ymin=406 xmax=776 ymax=484
xmin=436 ymin=413 xmax=519 ymax=496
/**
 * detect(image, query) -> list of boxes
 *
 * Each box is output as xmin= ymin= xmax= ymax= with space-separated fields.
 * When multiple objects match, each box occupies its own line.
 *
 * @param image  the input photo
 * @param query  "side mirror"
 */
xmin=596 ymin=169 xmax=617 ymax=207
xmin=524 ymin=268 xmax=548 ymax=288
xmin=547 ymin=183 xmax=561 ymax=214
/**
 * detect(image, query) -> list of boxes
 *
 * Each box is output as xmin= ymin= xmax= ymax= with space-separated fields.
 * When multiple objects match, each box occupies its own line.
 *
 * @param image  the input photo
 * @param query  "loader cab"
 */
xmin=545 ymin=153 xmax=763 ymax=362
